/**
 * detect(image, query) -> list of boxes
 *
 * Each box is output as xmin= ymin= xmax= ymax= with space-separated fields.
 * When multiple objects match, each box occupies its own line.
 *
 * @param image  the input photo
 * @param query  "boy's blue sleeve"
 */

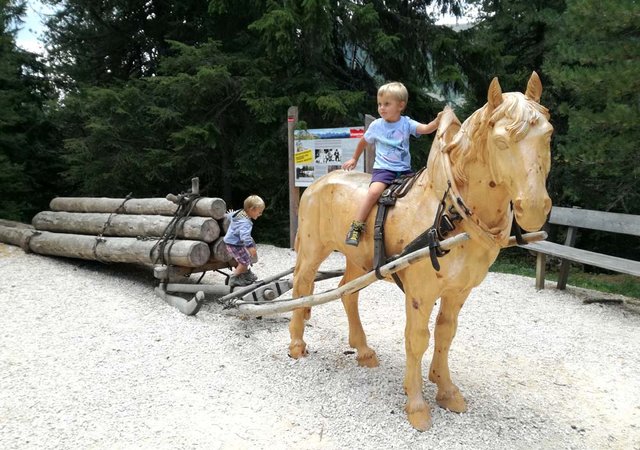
xmin=364 ymin=119 xmax=379 ymax=144
xmin=238 ymin=220 xmax=255 ymax=247
xmin=407 ymin=117 xmax=421 ymax=137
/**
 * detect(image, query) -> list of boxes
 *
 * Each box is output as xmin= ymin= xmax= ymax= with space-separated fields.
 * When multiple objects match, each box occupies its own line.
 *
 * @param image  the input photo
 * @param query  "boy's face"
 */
xmin=377 ymin=94 xmax=405 ymax=123
xmin=248 ymin=207 xmax=264 ymax=220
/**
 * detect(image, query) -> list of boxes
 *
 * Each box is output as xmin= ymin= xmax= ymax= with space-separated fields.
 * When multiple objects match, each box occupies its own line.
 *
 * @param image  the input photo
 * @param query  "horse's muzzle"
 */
xmin=513 ymin=195 xmax=552 ymax=231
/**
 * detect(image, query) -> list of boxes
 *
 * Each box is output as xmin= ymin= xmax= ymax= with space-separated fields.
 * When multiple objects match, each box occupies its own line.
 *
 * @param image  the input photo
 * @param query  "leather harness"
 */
xmin=372 ymin=168 xmax=463 ymax=292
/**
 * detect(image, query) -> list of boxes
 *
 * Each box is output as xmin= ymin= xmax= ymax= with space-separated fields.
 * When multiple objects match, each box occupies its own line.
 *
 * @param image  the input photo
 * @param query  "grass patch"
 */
xmin=490 ymin=248 xmax=640 ymax=299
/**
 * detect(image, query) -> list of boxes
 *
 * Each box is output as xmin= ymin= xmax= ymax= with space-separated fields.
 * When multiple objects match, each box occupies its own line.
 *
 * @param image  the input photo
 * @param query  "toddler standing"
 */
xmin=223 ymin=195 xmax=265 ymax=287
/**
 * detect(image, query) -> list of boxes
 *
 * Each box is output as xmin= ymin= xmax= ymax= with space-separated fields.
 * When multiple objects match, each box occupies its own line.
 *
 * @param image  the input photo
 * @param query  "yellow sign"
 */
xmin=294 ymin=149 xmax=313 ymax=164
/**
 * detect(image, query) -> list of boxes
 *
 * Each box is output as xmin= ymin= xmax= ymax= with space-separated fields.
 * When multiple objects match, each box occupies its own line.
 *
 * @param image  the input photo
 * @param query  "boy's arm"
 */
xmin=341 ymin=137 xmax=368 ymax=170
xmin=416 ymin=115 xmax=441 ymax=135
xmin=238 ymin=220 xmax=256 ymax=247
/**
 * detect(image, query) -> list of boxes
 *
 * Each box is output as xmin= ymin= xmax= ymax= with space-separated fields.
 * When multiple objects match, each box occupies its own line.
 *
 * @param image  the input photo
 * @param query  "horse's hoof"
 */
xmin=407 ymin=408 xmax=432 ymax=431
xmin=436 ymin=389 xmax=467 ymax=413
xmin=356 ymin=348 xmax=379 ymax=368
xmin=288 ymin=340 xmax=308 ymax=359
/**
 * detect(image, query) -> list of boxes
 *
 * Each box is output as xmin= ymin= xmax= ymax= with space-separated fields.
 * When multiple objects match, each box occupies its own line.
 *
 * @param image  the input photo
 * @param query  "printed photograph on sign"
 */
xmin=315 ymin=148 xmax=342 ymax=164
xmin=295 ymin=165 xmax=314 ymax=184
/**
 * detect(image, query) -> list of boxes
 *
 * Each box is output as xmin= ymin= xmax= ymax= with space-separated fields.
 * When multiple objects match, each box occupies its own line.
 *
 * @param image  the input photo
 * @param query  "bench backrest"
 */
xmin=549 ymin=206 xmax=640 ymax=237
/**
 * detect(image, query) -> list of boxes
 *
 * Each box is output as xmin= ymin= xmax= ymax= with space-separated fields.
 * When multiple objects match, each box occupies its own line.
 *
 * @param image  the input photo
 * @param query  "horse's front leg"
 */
xmin=403 ymin=283 xmax=438 ymax=431
xmin=289 ymin=247 xmax=328 ymax=359
xmin=428 ymin=289 xmax=470 ymax=413
xmin=341 ymin=262 xmax=378 ymax=368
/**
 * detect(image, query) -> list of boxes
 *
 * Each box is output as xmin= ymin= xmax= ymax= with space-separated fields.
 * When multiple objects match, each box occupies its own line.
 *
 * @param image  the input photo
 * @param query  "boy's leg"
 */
xmin=355 ymin=182 xmax=387 ymax=222
xmin=346 ymin=182 xmax=388 ymax=246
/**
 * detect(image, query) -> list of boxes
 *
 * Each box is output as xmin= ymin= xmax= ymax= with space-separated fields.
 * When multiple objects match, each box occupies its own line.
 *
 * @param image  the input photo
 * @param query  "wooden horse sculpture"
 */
xmin=289 ymin=72 xmax=553 ymax=431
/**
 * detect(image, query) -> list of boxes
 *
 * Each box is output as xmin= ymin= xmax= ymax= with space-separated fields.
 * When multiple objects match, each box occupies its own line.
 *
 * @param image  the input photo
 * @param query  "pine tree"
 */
xmin=0 ymin=0 xmax=60 ymax=221
xmin=544 ymin=0 xmax=640 ymax=217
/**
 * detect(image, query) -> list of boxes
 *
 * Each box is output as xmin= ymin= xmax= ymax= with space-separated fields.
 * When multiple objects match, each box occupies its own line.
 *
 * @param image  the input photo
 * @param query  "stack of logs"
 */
xmin=0 ymin=193 xmax=237 ymax=277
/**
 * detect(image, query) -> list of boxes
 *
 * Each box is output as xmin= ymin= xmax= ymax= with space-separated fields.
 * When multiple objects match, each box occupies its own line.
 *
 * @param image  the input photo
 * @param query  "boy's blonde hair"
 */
xmin=244 ymin=195 xmax=265 ymax=211
xmin=377 ymin=82 xmax=409 ymax=104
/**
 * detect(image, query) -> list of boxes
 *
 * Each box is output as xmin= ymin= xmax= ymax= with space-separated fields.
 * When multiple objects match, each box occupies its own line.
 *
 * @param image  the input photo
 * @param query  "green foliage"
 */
xmin=45 ymin=0 xmax=464 ymax=245
xmin=544 ymin=0 xmax=640 ymax=215
xmin=0 ymin=0 xmax=61 ymax=221
xmin=455 ymin=0 xmax=565 ymax=114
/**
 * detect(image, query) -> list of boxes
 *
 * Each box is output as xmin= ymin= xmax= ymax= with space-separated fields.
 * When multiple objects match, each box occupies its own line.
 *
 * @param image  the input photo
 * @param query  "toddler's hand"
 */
xmin=342 ymin=158 xmax=357 ymax=171
xmin=248 ymin=247 xmax=257 ymax=257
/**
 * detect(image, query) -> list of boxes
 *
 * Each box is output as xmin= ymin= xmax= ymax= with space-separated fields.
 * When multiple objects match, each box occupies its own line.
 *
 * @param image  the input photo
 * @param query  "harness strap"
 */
xmin=372 ymin=168 xmax=449 ymax=291
xmin=511 ymin=211 xmax=527 ymax=245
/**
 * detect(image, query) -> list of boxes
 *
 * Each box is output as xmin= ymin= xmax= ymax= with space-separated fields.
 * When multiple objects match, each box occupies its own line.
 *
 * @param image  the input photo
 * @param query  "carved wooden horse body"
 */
xmin=289 ymin=72 xmax=553 ymax=430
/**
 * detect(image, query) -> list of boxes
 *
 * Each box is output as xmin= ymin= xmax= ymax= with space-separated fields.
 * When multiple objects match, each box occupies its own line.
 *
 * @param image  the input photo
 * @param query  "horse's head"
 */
xmin=484 ymin=72 xmax=553 ymax=231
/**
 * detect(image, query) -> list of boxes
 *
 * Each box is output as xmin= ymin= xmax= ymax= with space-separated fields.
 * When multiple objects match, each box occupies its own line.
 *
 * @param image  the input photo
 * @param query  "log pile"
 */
xmin=0 ymin=182 xmax=236 ymax=276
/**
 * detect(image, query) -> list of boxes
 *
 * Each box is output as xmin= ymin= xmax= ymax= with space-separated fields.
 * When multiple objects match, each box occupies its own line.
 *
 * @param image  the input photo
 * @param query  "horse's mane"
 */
xmin=444 ymin=93 xmax=550 ymax=185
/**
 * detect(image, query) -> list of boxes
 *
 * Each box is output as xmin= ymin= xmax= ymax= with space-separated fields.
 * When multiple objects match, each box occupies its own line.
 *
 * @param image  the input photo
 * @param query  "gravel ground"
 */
xmin=1 ymin=242 xmax=639 ymax=450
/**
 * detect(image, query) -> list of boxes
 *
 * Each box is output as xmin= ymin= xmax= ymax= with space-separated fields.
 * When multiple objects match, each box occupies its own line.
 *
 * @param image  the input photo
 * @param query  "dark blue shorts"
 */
xmin=371 ymin=169 xmax=414 ymax=185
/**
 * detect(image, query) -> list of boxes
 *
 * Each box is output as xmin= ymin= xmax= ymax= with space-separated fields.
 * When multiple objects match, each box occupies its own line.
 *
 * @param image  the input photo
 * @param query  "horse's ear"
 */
xmin=487 ymin=77 xmax=503 ymax=110
xmin=525 ymin=71 xmax=542 ymax=102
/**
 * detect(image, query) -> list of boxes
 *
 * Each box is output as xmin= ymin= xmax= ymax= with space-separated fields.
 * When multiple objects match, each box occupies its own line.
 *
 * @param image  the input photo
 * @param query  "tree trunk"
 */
xmin=32 ymin=211 xmax=220 ymax=242
xmin=28 ymin=231 xmax=210 ymax=267
xmin=49 ymin=196 xmax=227 ymax=220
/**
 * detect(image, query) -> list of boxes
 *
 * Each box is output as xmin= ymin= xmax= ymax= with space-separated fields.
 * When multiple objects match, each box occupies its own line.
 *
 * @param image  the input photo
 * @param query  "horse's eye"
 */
xmin=495 ymin=138 xmax=509 ymax=150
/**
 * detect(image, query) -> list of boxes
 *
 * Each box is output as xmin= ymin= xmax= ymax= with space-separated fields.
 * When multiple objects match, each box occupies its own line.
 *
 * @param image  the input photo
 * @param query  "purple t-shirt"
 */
xmin=364 ymin=116 xmax=420 ymax=171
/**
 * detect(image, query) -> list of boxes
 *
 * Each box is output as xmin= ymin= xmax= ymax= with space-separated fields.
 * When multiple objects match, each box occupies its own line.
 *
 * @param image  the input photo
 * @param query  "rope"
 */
xmin=150 ymin=193 xmax=202 ymax=266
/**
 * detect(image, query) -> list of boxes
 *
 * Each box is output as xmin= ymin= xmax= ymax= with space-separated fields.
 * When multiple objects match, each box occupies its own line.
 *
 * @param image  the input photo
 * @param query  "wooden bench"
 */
xmin=519 ymin=206 xmax=640 ymax=290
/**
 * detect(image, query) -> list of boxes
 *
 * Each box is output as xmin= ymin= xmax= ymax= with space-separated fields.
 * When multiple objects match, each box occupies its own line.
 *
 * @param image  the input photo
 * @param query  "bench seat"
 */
xmin=518 ymin=206 xmax=640 ymax=290
xmin=523 ymin=241 xmax=640 ymax=277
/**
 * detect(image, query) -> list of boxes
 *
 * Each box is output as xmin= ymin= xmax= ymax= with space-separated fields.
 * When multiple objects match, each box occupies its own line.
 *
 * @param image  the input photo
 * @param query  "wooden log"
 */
xmin=0 ymin=219 xmax=33 ymax=229
xmin=0 ymin=224 xmax=37 ymax=251
xmin=28 ymin=231 xmax=210 ymax=267
xmin=50 ymin=196 xmax=227 ymax=220
xmin=209 ymin=237 xmax=258 ymax=264
xmin=211 ymin=237 xmax=233 ymax=262
xmin=32 ymin=211 xmax=220 ymax=242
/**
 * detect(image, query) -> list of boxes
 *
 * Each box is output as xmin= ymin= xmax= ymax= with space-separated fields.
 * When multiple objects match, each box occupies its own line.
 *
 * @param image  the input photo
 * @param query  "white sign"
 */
xmin=293 ymin=127 xmax=365 ymax=187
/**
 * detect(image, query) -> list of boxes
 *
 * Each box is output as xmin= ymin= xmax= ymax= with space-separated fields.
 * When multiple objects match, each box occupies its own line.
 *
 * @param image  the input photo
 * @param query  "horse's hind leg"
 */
xmin=288 ymin=239 xmax=331 ymax=359
xmin=428 ymin=290 xmax=470 ymax=413
xmin=341 ymin=261 xmax=379 ymax=368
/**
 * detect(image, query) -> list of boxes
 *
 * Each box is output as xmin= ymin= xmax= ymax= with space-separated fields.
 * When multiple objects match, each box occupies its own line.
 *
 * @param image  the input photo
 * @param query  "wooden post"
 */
xmin=287 ymin=106 xmax=299 ymax=249
xmin=557 ymin=225 xmax=578 ymax=290
xmin=364 ymin=114 xmax=375 ymax=174
xmin=535 ymin=252 xmax=546 ymax=290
